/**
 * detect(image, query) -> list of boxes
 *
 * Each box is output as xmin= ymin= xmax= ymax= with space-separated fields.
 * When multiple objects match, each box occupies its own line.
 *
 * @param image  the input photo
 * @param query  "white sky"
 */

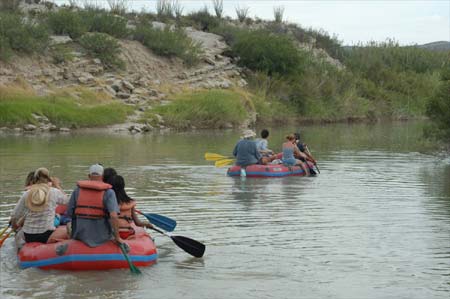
xmin=52 ymin=0 xmax=450 ymax=45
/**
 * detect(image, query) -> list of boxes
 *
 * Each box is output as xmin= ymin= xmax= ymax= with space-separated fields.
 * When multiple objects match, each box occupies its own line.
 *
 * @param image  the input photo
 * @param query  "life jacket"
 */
xmin=74 ymin=180 xmax=112 ymax=219
xmin=118 ymin=200 xmax=136 ymax=231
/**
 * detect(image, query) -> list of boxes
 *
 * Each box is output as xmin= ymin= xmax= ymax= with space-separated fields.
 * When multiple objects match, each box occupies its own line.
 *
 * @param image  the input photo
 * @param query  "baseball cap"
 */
xmin=89 ymin=164 xmax=104 ymax=176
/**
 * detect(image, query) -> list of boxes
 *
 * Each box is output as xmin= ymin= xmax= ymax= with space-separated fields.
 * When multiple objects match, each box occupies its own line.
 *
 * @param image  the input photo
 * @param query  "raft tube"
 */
xmin=18 ymin=227 xmax=157 ymax=270
xmin=227 ymin=162 xmax=315 ymax=178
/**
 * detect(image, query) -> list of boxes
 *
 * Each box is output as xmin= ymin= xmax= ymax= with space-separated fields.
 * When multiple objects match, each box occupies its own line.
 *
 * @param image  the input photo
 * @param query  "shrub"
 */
xmin=106 ymin=0 xmax=128 ymax=15
xmin=426 ymin=59 xmax=450 ymax=138
xmin=134 ymin=24 xmax=202 ymax=66
xmin=235 ymin=6 xmax=249 ymax=23
xmin=81 ymin=9 xmax=129 ymax=38
xmin=47 ymin=8 xmax=87 ymax=39
xmin=212 ymin=0 xmax=223 ymax=18
xmin=0 ymin=12 xmax=49 ymax=59
xmin=187 ymin=7 xmax=219 ymax=31
xmin=231 ymin=30 xmax=303 ymax=75
xmin=50 ymin=44 xmax=74 ymax=64
xmin=273 ymin=6 xmax=284 ymax=23
xmin=79 ymin=32 xmax=124 ymax=69
xmin=149 ymin=90 xmax=248 ymax=129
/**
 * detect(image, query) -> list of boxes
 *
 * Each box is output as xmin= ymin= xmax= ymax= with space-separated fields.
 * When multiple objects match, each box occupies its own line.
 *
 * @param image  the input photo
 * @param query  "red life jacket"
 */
xmin=118 ymin=200 xmax=136 ymax=231
xmin=74 ymin=180 xmax=112 ymax=219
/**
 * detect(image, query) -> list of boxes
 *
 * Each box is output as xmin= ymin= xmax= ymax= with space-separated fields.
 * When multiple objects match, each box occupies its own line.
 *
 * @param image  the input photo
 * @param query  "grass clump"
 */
xmin=134 ymin=23 xmax=202 ymax=66
xmin=147 ymin=89 xmax=248 ymax=129
xmin=0 ymin=85 xmax=132 ymax=127
xmin=79 ymin=32 xmax=124 ymax=69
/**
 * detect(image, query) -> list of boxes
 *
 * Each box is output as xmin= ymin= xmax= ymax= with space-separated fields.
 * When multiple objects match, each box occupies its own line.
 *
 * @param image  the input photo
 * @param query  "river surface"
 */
xmin=0 ymin=122 xmax=449 ymax=299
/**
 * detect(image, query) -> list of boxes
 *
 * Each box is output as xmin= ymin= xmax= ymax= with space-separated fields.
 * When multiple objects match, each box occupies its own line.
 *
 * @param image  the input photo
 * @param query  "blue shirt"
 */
xmin=67 ymin=186 xmax=119 ymax=247
xmin=233 ymin=139 xmax=262 ymax=166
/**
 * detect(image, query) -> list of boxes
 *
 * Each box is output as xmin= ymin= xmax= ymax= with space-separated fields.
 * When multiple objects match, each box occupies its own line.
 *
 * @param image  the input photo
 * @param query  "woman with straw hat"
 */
xmin=11 ymin=168 xmax=68 ymax=244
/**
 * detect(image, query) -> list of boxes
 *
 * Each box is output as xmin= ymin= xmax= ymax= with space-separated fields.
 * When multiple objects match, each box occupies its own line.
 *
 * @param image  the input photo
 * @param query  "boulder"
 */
xmin=23 ymin=124 xmax=37 ymax=131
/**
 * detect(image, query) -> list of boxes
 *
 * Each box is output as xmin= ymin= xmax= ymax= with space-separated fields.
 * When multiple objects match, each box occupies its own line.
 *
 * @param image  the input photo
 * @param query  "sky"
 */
xmin=52 ymin=0 xmax=450 ymax=45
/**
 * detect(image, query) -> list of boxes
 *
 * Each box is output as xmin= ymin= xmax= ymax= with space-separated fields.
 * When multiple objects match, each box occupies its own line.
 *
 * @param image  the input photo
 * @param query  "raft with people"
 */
xmin=18 ymin=225 xmax=157 ymax=270
xmin=227 ymin=161 xmax=316 ymax=178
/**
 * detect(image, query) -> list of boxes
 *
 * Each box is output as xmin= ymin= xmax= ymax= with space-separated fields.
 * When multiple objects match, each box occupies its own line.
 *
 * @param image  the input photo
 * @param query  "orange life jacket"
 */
xmin=74 ymin=180 xmax=112 ymax=219
xmin=118 ymin=200 xmax=136 ymax=231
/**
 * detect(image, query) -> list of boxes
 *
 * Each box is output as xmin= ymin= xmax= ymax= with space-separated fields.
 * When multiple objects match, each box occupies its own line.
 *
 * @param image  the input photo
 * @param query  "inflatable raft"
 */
xmin=18 ymin=226 xmax=157 ymax=270
xmin=227 ymin=162 xmax=315 ymax=178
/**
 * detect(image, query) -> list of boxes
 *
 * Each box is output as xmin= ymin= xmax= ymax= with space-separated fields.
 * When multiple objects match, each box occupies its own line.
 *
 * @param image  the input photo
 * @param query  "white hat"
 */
xmin=26 ymin=183 xmax=50 ymax=212
xmin=241 ymin=129 xmax=256 ymax=139
xmin=89 ymin=164 xmax=104 ymax=176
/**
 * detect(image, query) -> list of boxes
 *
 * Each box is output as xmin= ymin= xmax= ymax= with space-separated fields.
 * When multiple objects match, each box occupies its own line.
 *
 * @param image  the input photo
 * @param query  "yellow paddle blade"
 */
xmin=0 ymin=226 xmax=9 ymax=238
xmin=215 ymin=159 xmax=235 ymax=168
xmin=205 ymin=152 xmax=230 ymax=161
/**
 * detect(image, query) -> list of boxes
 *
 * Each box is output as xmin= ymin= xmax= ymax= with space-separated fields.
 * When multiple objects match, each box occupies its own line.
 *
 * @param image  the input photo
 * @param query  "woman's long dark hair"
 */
xmin=103 ymin=167 xmax=117 ymax=185
xmin=110 ymin=175 xmax=132 ymax=204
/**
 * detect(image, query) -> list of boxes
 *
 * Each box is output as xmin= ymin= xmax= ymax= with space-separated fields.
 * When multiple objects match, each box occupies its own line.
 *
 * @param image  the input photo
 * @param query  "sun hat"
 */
xmin=26 ymin=183 xmax=50 ymax=212
xmin=89 ymin=164 xmax=104 ymax=176
xmin=241 ymin=129 xmax=256 ymax=139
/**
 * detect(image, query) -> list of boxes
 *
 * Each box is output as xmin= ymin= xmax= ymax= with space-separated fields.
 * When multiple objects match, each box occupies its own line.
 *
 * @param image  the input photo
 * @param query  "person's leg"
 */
xmin=297 ymin=160 xmax=310 ymax=176
xmin=47 ymin=226 xmax=69 ymax=243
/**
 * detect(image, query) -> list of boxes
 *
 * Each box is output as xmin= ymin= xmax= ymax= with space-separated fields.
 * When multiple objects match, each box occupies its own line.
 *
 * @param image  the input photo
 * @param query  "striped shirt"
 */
xmin=12 ymin=187 xmax=68 ymax=234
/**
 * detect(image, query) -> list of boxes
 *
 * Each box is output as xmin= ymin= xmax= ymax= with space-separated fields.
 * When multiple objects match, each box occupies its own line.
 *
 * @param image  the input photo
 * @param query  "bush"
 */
xmin=187 ymin=8 xmax=220 ymax=31
xmin=134 ymin=24 xmax=202 ymax=66
xmin=148 ymin=90 xmax=248 ymax=129
xmin=231 ymin=30 xmax=304 ymax=75
xmin=0 ymin=12 xmax=49 ymax=59
xmin=80 ymin=9 xmax=129 ymax=38
xmin=47 ymin=8 xmax=87 ymax=39
xmin=426 ymin=59 xmax=450 ymax=139
xmin=79 ymin=32 xmax=124 ymax=69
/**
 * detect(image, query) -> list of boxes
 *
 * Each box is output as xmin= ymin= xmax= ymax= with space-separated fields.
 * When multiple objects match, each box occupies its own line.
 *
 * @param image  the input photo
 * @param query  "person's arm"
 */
xmin=104 ymin=190 xmax=124 ymax=244
xmin=131 ymin=208 xmax=153 ymax=229
xmin=66 ymin=187 xmax=78 ymax=218
xmin=11 ymin=194 xmax=27 ymax=231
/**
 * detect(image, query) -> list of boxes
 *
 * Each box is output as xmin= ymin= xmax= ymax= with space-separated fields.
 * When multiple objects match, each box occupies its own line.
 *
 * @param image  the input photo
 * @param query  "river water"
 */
xmin=0 ymin=122 xmax=449 ymax=299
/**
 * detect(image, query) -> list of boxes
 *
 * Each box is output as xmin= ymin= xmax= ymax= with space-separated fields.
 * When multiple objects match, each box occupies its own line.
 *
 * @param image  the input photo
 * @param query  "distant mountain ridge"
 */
xmin=416 ymin=41 xmax=450 ymax=51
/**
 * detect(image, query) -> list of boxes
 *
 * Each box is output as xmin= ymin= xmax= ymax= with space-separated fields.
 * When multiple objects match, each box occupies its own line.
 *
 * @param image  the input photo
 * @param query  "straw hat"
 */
xmin=26 ymin=183 xmax=50 ymax=212
xmin=241 ymin=129 xmax=256 ymax=139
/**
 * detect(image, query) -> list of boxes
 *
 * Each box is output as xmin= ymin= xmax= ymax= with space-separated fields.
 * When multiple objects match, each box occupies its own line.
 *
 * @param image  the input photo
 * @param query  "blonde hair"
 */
xmin=33 ymin=168 xmax=51 ymax=184
xmin=285 ymin=134 xmax=295 ymax=141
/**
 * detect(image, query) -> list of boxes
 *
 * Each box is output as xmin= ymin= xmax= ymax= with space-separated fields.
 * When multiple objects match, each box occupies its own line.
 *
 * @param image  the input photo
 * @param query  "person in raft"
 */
xmin=281 ymin=134 xmax=310 ymax=176
xmin=66 ymin=164 xmax=124 ymax=247
xmin=110 ymin=175 xmax=154 ymax=239
xmin=233 ymin=129 xmax=272 ymax=167
xmin=256 ymin=129 xmax=275 ymax=157
xmin=10 ymin=168 xmax=68 ymax=244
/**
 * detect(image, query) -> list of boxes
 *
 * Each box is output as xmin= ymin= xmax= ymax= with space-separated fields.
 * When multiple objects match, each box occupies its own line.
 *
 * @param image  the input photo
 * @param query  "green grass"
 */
xmin=145 ymin=89 xmax=248 ymax=129
xmin=0 ymin=88 xmax=132 ymax=127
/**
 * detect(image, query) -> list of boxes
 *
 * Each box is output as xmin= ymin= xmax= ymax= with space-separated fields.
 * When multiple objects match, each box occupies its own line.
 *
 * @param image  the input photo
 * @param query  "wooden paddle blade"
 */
xmin=0 ymin=231 xmax=12 ymax=248
xmin=146 ymin=213 xmax=176 ymax=232
xmin=119 ymin=243 xmax=142 ymax=275
xmin=205 ymin=152 xmax=229 ymax=161
xmin=171 ymin=235 xmax=206 ymax=258
xmin=215 ymin=159 xmax=235 ymax=168
xmin=0 ymin=226 xmax=9 ymax=238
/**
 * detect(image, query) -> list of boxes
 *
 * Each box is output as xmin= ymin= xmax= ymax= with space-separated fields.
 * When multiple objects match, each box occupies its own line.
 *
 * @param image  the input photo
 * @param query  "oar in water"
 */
xmin=118 ymin=242 xmax=142 ymax=275
xmin=305 ymin=145 xmax=320 ymax=174
xmin=215 ymin=158 xmax=235 ymax=168
xmin=204 ymin=153 xmax=232 ymax=161
xmin=136 ymin=210 xmax=176 ymax=232
xmin=150 ymin=227 xmax=205 ymax=258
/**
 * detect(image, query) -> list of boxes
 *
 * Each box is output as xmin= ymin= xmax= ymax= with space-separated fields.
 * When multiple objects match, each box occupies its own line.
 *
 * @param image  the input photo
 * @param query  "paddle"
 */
xmin=205 ymin=152 xmax=232 ymax=161
xmin=118 ymin=242 xmax=142 ymax=275
xmin=150 ymin=227 xmax=205 ymax=258
xmin=0 ymin=229 xmax=12 ymax=248
xmin=135 ymin=210 xmax=176 ymax=232
xmin=305 ymin=145 xmax=320 ymax=174
xmin=215 ymin=158 xmax=235 ymax=168
xmin=0 ymin=225 xmax=10 ymax=238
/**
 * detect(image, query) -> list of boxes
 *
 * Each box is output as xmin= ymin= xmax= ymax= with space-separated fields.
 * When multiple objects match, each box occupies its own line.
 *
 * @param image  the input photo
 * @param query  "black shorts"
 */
xmin=24 ymin=230 xmax=54 ymax=243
